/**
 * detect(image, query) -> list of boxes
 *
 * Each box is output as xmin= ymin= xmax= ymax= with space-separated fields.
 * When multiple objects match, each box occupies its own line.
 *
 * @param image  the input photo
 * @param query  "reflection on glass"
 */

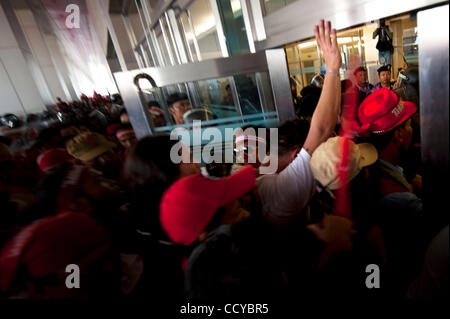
xmin=180 ymin=0 xmax=223 ymax=61
xmin=138 ymin=71 xmax=278 ymax=136
xmin=263 ymin=0 xmax=297 ymax=16
xmin=127 ymin=0 xmax=145 ymax=42
xmin=217 ymin=0 xmax=250 ymax=55
xmin=196 ymin=78 xmax=238 ymax=119
xmin=234 ymin=74 xmax=262 ymax=115
xmin=179 ymin=12 xmax=198 ymax=62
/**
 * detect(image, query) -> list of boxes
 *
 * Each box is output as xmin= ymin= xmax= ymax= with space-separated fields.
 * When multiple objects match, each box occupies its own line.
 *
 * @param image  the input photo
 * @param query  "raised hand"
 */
xmin=307 ymin=214 xmax=356 ymax=251
xmin=314 ymin=20 xmax=342 ymax=74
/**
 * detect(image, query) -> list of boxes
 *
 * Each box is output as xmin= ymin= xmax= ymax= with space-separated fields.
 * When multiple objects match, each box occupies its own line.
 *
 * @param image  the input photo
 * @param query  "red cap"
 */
xmin=0 ymin=212 xmax=111 ymax=292
xmin=36 ymin=148 xmax=73 ymax=172
xmin=159 ymin=165 xmax=256 ymax=246
xmin=357 ymin=88 xmax=417 ymax=135
xmin=106 ymin=123 xmax=121 ymax=136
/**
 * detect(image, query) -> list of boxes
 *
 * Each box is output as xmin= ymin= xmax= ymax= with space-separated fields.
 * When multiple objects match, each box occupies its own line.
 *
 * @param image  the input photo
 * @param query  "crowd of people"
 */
xmin=0 ymin=19 xmax=447 ymax=309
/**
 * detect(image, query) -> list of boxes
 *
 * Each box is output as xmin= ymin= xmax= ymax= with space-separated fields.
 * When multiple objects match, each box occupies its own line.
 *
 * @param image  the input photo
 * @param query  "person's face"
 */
xmin=118 ymin=132 xmax=137 ymax=150
xmin=356 ymin=71 xmax=367 ymax=86
xmin=120 ymin=113 xmax=130 ymax=124
xmin=379 ymin=71 xmax=391 ymax=86
xmin=169 ymin=99 xmax=191 ymax=125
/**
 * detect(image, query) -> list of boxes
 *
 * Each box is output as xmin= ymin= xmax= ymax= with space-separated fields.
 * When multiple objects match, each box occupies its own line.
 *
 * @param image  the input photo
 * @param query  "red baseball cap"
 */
xmin=357 ymin=88 xmax=417 ymax=136
xmin=159 ymin=165 xmax=256 ymax=246
xmin=36 ymin=148 xmax=73 ymax=172
xmin=0 ymin=212 xmax=111 ymax=292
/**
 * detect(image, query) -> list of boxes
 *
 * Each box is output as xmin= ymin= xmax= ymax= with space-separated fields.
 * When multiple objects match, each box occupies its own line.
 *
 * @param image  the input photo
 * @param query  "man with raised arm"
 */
xmin=257 ymin=20 xmax=342 ymax=231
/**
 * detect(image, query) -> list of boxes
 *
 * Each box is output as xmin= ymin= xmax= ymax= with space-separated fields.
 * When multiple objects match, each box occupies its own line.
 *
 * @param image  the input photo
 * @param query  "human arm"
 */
xmin=303 ymin=20 xmax=342 ymax=156
xmin=307 ymin=214 xmax=356 ymax=269
xmin=373 ymin=28 xmax=379 ymax=39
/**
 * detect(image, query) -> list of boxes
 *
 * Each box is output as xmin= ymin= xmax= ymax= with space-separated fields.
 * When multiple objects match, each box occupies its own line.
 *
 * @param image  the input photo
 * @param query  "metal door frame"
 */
xmin=114 ymin=48 xmax=294 ymax=138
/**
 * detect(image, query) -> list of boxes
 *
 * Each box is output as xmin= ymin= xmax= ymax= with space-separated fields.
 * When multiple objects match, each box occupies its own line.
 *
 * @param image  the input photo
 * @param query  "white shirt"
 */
xmin=256 ymin=148 xmax=315 ymax=229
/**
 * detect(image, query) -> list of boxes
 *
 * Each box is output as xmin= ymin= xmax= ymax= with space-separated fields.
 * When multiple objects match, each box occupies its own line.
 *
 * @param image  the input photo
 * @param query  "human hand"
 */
xmin=307 ymin=214 xmax=356 ymax=251
xmin=314 ymin=20 xmax=342 ymax=73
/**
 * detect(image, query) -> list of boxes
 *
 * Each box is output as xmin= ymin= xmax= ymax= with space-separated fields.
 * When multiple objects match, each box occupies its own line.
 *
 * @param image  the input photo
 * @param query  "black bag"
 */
xmin=376 ymin=28 xmax=394 ymax=53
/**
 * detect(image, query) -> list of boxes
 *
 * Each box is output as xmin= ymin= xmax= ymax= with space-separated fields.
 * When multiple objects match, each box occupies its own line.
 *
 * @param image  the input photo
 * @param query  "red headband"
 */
xmin=116 ymin=129 xmax=135 ymax=140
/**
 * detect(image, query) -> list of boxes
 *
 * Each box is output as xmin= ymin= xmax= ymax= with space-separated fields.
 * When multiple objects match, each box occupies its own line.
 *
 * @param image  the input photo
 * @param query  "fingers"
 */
xmin=315 ymin=20 xmax=337 ymax=52
xmin=314 ymin=25 xmax=321 ymax=48
xmin=318 ymin=19 xmax=325 ymax=47
xmin=330 ymin=28 xmax=338 ymax=50
xmin=324 ymin=20 xmax=331 ymax=48
xmin=306 ymin=224 xmax=323 ymax=239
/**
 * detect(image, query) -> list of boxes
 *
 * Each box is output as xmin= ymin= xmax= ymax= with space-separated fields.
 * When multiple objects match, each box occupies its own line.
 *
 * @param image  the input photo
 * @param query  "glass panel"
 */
xmin=138 ymin=72 xmax=278 ymax=137
xmin=262 ymin=0 xmax=297 ymax=16
xmin=234 ymin=74 xmax=262 ymax=114
xmin=196 ymin=78 xmax=238 ymax=118
xmin=184 ymin=0 xmax=223 ymax=60
xmin=285 ymin=13 xmax=421 ymax=182
xmin=217 ymin=0 xmax=250 ymax=55
xmin=127 ymin=0 xmax=145 ymax=42
xmin=179 ymin=12 xmax=198 ymax=62
xmin=157 ymin=32 xmax=171 ymax=66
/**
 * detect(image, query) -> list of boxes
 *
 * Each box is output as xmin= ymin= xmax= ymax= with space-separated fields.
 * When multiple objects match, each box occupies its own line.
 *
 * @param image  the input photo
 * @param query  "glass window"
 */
xmin=127 ymin=0 xmax=145 ymax=42
xmin=136 ymin=72 xmax=277 ymax=133
xmin=217 ymin=0 xmax=250 ymax=55
xmin=179 ymin=12 xmax=199 ymax=62
xmin=180 ymin=0 xmax=223 ymax=61
xmin=262 ymin=0 xmax=297 ymax=16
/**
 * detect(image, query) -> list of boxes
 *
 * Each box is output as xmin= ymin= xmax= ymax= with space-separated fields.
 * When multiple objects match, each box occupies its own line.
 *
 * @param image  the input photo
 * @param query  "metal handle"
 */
xmin=133 ymin=73 xmax=158 ymax=91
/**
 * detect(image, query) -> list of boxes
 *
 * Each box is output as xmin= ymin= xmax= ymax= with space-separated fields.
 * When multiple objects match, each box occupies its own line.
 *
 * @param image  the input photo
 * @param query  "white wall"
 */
xmin=0 ymin=4 xmax=45 ymax=116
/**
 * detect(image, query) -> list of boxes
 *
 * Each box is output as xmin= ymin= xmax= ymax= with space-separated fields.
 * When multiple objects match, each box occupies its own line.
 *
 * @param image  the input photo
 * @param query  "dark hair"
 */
xmin=364 ymin=120 xmax=409 ymax=151
xmin=297 ymin=86 xmax=322 ymax=118
xmin=111 ymin=94 xmax=122 ymax=104
xmin=377 ymin=65 xmax=390 ymax=74
xmin=34 ymin=127 xmax=63 ymax=149
xmin=148 ymin=100 xmax=161 ymax=108
xmin=26 ymin=114 xmax=40 ymax=123
xmin=37 ymin=163 xmax=72 ymax=217
xmin=341 ymin=79 xmax=353 ymax=93
xmin=119 ymin=108 xmax=128 ymax=117
xmin=124 ymin=135 xmax=180 ymax=238
xmin=353 ymin=66 xmax=367 ymax=76
xmin=117 ymin=123 xmax=134 ymax=132
xmin=0 ymin=136 xmax=11 ymax=146
xmin=167 ymin=92 xmax=189 ymax=108
xmin=277 ymin=119 xmax=310 ymax=156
